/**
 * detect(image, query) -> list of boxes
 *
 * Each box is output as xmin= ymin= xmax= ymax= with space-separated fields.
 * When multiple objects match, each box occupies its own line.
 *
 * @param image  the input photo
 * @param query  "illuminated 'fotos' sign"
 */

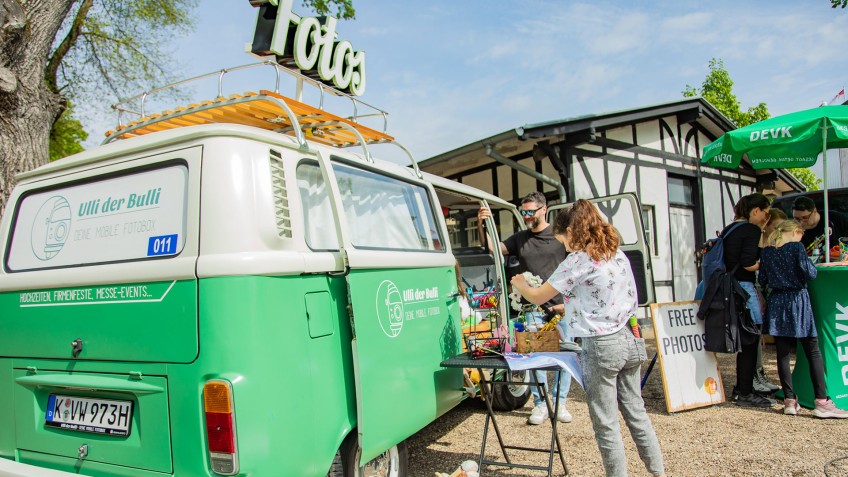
xmin=249 ymin=0 xmax=366 ymax=96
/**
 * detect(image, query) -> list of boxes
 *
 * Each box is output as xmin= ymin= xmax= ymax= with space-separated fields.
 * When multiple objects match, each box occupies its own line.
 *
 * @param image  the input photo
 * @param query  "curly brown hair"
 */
xmin=552 ymin=199 xmax=619 ymax=261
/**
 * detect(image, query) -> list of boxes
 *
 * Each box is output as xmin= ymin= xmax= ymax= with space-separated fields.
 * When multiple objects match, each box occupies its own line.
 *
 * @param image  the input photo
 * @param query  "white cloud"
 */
xmin=78 ymin=0 xmax=848 ymax=160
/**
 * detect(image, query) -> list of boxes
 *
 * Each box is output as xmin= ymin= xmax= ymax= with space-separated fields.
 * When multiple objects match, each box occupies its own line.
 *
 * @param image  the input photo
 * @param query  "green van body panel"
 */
xmin=190 ymin=275 xmax=357 ymax=476
xmin=13 ymin=371 xmax=172 ymax=473
xmin=18 ymin=450 xmax=169 ymax=477
xmin=0 ymin=363 xmax=14 ymax=458
xmin=0 ymin=280 xmax=198 ymax=363
xmin=0 ymin=274 xmax=359 ymax=476
xmin=346 ymin=266 xmax=464 ymax=463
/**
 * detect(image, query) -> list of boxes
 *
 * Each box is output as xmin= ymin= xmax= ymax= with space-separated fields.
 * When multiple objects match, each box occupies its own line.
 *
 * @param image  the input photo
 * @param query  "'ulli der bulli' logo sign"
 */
xmin=248 ymin=0 xmax=366 ymax=96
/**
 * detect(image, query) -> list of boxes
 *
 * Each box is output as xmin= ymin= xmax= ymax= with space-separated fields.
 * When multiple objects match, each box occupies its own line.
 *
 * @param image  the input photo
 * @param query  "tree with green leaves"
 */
xmin=0 ymin=0 xmax=354 ymax=216
xmin=304 ymin=0 xmax=355 ymax=19
xmin=831 ymin=0 xmax=847 ymax=8
xmin=50 ymin=105 xmax=89 ymax=162
xmin=0 ymin=0 xmax=198 ymax=216
xmin=684 ymin=58 xmax=822 ymax=191
xmin=683 ymin=59 xmax=770 ymax=127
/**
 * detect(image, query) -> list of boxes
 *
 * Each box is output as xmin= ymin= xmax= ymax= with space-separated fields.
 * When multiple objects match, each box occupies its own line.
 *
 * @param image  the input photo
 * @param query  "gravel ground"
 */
xmin=407 ymin=341 xmax=848 ymax=477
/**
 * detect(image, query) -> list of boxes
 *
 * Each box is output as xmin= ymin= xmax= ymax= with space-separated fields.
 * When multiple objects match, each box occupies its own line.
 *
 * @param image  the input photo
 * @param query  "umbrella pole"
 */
xmin=822 ymin=120 xmax=830 ymax=263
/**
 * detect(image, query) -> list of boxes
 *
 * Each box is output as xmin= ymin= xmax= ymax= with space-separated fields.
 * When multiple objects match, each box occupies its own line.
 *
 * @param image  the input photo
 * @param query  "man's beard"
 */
xmin=525 ymin=216 xmax=541 ymax=229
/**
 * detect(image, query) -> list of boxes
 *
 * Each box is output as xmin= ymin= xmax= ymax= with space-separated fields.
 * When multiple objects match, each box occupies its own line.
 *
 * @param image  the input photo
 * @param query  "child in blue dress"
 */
xmin=759 ymin=220 xmax=848 ymax=418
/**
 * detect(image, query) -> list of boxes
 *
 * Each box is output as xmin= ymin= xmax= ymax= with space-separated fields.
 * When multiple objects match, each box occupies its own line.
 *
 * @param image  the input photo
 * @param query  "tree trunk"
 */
xmin=0 ymin=0 xmax=73 ymax=216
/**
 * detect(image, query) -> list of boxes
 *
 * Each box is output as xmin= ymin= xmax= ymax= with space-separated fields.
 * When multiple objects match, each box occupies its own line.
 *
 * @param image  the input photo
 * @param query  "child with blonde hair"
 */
xmin=759 ymin=220 xmax=848 ymax=418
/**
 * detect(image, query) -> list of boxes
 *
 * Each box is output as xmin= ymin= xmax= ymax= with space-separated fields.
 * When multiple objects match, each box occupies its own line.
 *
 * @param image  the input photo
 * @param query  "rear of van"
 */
xmin=0 ymin=140 xmax=201 ymax=476
xmin=0 ymin=127 xmax=359 ymax=476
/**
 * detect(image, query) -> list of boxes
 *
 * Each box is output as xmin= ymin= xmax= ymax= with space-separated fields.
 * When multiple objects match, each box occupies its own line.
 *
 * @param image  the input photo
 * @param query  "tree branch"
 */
xmin=45 ymin=0 xmax=94 ymax=93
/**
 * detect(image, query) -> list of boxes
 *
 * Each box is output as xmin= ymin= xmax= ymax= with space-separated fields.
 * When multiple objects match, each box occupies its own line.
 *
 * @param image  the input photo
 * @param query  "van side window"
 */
xmin=334 ymin=164 xmax=444 ymax=252
xmin=296 ymin=162 xmax=339 ymax=251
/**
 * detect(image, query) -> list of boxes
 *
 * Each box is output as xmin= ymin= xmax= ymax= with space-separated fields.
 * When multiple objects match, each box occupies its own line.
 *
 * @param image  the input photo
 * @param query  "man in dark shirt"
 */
xmin=478 ymin=191 xmax=571 ymax=425
xmin=792 ymin=196 xmax=848 ymax=257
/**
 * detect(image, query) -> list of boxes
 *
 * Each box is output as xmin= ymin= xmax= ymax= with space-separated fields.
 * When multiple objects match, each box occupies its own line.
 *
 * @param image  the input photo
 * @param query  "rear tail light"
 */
xmin=204 ymin=380 xmax=239 ymax=475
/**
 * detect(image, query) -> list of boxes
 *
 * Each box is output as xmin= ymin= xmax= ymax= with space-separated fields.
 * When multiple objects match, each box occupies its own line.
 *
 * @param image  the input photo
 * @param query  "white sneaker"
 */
xmin=755 ymin=368 xmax=780 ymax=392
xmin=556 ymin=405 xmax=573 ymax=423
xmin=527 ymin=405 xmax=548 ymax=425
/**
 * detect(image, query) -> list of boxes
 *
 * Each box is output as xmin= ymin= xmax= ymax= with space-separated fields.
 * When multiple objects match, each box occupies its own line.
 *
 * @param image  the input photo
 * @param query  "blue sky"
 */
xmin=84 ymin=1 xmax=848 ymax=165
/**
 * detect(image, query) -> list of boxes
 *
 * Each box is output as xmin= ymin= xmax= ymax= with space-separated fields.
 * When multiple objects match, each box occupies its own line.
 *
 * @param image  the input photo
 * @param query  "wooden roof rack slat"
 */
xmin=105 ymin=90 xmax=394 ymax=148
xmin=102 ymin=84 xmax=424 ymax=178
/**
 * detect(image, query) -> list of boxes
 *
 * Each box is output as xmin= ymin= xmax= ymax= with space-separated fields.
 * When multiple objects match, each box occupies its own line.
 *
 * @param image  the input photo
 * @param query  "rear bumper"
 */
xmin=0 ymin=458 xmax=91 ymax=477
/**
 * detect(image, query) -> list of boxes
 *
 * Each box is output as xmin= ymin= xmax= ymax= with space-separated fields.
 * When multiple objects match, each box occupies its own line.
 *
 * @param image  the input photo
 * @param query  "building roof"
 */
xmin=419 ymin=96 xmax=805 ymax=192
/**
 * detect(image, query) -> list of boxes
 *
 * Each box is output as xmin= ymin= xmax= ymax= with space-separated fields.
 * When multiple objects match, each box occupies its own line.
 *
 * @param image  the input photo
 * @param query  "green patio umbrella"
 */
xmin=701 ymin=104 xmax=848 ymax=262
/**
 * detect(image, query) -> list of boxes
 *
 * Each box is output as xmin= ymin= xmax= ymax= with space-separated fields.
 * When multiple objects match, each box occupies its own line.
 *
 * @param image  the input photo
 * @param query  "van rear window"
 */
xmin=6 ymin=164 xmax=188 ymax=271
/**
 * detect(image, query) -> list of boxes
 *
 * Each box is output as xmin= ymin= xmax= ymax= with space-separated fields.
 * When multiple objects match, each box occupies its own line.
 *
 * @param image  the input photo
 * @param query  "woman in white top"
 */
xmin=511 ymin=199 xmax=665 ymax=477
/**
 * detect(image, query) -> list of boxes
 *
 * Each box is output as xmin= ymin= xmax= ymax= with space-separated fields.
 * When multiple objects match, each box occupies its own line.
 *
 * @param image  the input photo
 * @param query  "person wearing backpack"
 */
xmin=717 ymin=193 xmax=775 ymax=407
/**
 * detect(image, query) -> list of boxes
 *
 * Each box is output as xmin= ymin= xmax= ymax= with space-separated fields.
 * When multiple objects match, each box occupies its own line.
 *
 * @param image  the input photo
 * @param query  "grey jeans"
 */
xmin=581 ymin=326 xmax=665 ymax=477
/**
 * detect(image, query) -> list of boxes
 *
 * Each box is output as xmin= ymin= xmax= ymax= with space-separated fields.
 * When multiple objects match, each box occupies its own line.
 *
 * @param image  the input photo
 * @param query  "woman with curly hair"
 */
xmin=511 ymin=199 xmax=665 ymax=477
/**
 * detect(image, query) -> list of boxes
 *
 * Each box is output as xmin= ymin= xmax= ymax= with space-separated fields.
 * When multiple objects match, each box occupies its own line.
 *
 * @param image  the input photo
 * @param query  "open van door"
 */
xmin=311 ymin=151 xmax=462 ymax=467
xmin=547 ymin=193 xmax=655 ymax=305
xmin=431 ymin=184 xmax=531 ymax=411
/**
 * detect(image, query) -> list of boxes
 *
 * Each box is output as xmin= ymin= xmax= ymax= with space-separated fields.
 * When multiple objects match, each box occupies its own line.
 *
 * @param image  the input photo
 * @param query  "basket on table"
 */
xmin=465 ymin=335 xmax=507 ymax=359
xmin=513 ymin=306 xmax=562 ymax=353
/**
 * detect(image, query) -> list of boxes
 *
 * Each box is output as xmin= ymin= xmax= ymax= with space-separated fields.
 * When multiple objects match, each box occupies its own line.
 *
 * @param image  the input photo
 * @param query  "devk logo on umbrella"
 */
xmin=749 ymin=126 xmax=792 ymax=141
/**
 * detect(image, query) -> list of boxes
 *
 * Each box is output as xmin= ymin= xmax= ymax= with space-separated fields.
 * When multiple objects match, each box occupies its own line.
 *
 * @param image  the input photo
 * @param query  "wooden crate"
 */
xmin=514 ymin=330 xmax=559 ymax=353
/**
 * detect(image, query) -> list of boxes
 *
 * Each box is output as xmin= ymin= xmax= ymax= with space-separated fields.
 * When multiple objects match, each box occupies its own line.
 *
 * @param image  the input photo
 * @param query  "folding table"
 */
xmin=441 ymin=352 xmax=568 ymax=476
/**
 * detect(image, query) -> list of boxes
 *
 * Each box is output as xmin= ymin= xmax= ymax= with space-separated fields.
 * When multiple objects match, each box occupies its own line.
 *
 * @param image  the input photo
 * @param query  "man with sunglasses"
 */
xmin=792 ymin=196 xmax=848 ymax=256
xmin=478 ymin=191 xmax=572 ymax=425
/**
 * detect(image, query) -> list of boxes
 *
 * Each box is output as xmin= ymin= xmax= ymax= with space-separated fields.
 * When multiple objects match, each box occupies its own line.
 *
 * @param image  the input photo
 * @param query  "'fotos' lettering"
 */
xmin=250 ymin=0 xmax=366 ymax=96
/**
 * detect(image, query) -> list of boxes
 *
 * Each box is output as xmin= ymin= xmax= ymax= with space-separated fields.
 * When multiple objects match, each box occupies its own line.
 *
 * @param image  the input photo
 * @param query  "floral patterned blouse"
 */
xmin=547 ymin=249 xmax=638 ymax=338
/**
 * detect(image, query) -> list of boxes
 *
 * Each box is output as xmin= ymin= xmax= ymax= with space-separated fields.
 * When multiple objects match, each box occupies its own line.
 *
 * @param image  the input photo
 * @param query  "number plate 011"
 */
xmin=46 ymin=395 xmax=134 ymax=436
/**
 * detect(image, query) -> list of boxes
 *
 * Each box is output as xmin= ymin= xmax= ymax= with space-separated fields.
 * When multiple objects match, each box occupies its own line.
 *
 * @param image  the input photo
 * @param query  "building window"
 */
xmin=668 ymin=176 xmax=695 ymax=206
xmin=642 ymin=204 xmax=658 ymax=256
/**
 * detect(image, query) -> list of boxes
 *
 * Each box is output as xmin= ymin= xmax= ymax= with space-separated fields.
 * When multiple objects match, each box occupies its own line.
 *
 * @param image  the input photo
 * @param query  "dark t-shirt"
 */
xmin=503 ymin=225 xmax=567 ymax=306
xmin=800 ymin=210 xmax=848 ymax=251
xmin=720 ymin=221 xmax=761 ymax=283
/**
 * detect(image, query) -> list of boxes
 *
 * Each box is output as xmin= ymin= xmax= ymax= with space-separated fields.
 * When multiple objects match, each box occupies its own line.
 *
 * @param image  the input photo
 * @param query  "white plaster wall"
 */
xmin=681 ymin=124 xmax=699 ymax=158
xmin=655 ymin=285 xmax=675 ymax=305
xmin=634 ymin=122 xmax=664 ymax=165
xmin=517 ymin=158 xmax=537 ymax=197
xmin=702 ymin=177 xmax=726 ymax=237
xmin=571 ymin=157 xmax=672 ymax=284
xmin=662 ymin=116 xmax=680 ymax=154
xmin=697 ymin=130 xmax=712 ymax=158
xmin=464 ymin=170 xmax=492 ymax=195
xmin=605 ymin=126 xmax=636 ymax=159
xmin=497 ymin=164 xmax=513 ymax=200
xmin=639 ymin=167 xmax=672 ymax=283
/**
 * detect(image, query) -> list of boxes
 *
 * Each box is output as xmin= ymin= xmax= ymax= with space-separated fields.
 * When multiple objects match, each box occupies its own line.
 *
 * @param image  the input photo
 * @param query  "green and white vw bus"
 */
xmin=0 ymin=75 xmax=537 ymax=476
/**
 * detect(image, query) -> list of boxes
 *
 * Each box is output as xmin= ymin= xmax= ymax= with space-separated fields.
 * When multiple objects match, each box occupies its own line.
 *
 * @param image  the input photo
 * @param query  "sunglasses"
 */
xmin=519 ymin=207 xmax=543 ymax=217
xmin=793 ymin=211 xmax=813 ymax=221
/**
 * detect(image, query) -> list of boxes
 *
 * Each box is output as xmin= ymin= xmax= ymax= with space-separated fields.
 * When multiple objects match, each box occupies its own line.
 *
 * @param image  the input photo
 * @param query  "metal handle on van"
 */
xmin=327 ymin=264 xmax=350 ymax=277
xmin=16 ymin=374 xmax=164 ymax=394
xmin=71 ymin=338 xmax=83 ymax=358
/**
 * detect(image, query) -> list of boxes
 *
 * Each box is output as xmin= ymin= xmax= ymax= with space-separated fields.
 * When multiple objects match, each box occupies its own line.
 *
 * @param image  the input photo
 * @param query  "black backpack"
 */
xmin=695 ymin=222 xmax=746 ymax=286
xmin=697 ymin=264 xmax=760 ymax=353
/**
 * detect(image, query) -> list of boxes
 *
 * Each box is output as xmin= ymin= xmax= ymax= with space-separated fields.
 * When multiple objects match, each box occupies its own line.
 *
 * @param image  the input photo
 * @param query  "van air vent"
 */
xmin=269 ymin=149 xmax=292 ymax=238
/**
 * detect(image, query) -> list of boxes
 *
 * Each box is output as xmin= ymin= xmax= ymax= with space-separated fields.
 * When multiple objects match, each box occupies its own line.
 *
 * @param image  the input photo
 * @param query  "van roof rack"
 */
xmin=103 ymin=62 xmax=422 ymax=177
